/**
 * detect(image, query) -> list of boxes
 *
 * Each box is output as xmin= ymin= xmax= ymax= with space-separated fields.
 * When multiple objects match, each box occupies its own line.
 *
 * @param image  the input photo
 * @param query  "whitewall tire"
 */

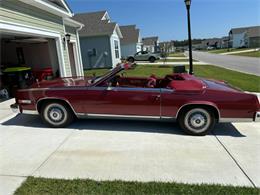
xmin=41 ymin=102 xmax=74 ymax=128
xmin=179 ymin=108 xmax=215 ymax=136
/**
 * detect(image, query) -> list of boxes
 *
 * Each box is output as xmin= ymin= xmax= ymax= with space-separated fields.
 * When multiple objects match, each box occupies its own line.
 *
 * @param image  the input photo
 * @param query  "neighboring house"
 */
xmin=159 ymin=41 xmax=175 ymax=53
xmin=220 ymin=36 xmax=230 ymax=49
xmin=142 ymin=36 xmax=160 ymax=53
xmin=0 ymin=0 xmax=84 ymax=77
xmin=120 ymin=25 xmax=142 ymax=58
xmin=201 ymin=38 xmax=222 ymax=49
xmin=229 ymin=26 xmax=260 ymax=48
xmin=73 ymin=11 xmax=123 ymax=69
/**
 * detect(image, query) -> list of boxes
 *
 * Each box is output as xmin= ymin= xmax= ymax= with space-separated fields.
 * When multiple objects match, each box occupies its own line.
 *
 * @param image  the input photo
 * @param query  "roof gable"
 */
xmin=230 ymin=26 xmax=260 ymax=36
xmin=73 ymin=11 xmax=122 ymax=37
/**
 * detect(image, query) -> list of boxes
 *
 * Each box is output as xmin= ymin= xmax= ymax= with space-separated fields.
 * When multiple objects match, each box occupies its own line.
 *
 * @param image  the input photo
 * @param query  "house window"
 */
xmin=114 ymin=40 xmax=119 ymax=59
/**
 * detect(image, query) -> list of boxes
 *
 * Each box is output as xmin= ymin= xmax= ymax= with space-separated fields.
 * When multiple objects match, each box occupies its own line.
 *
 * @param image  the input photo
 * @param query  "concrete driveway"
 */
xmin=189 ymin=51 xmax=260 ymax=76
xmin=0 ymin=114 xmax=259 ymax=195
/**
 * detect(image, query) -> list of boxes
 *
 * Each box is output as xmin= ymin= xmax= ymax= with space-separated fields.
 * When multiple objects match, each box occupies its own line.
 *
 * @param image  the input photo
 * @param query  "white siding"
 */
xmin=110 ymin=29 xmax=121 ymax=67
xmin=121 ymin=43 xmax=137 ymax=58
xmin=232 ymin=33 xmax=246 ymax=48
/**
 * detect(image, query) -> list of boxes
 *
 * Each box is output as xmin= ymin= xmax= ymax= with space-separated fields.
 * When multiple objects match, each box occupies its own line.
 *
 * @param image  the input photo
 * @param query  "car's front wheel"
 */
xmin=40 ymin=102 xmax=74 ymax=128
xmin=178 ymin=107 xmax=216 ymax=136
xmin=149 ymin=57 xmax=156 ymax=63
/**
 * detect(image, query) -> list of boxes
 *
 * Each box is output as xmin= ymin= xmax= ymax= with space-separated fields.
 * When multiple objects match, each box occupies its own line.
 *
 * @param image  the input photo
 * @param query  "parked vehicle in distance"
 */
xmin=127 ymin=51 xmax=160 ymax=63
xmin=11 ymin=63 xmax=260 ymax=136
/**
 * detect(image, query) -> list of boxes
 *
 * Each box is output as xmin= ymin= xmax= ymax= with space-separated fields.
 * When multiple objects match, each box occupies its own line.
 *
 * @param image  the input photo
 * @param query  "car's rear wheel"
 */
xmin=178 ymin=108 xmax=215 ymax=136
xmin=127 ymin=57 xmax=135 ymax=63
xmin=40 ymin=102 xmax=74 ymax=128
xmin=149 ymin=57 xmax=156 ymax=63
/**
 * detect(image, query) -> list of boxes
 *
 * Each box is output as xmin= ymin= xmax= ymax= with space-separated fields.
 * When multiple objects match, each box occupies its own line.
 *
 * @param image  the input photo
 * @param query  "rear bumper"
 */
xmin=219 ymin=111 xmax=260 ymax=123
xmin=10 ymin=104 xmax=38 ymax=115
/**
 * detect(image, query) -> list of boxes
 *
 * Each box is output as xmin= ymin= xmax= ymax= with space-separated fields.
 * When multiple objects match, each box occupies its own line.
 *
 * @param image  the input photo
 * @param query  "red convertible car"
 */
xmin=11 ymin=63 xmax=260 ymax=135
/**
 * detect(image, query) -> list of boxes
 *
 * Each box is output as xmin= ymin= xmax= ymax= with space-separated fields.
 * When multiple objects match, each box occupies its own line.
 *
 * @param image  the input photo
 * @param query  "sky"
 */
xmin=67 ymin=0 xmax=260 ymax=41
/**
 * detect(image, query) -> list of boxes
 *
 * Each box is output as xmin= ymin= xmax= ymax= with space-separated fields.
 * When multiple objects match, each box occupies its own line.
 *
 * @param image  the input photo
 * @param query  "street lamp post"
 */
xmin=184 ymin=0 xmax=193 ymax=75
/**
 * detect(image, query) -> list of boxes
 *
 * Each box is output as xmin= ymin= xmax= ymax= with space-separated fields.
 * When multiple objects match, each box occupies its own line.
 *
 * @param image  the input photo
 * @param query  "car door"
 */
xmin=140 ymin=51 xmax=150 ymax=61
xmin=82 ymin=86 xmax=161 ymax=118
xmin=134 ymin=52 xmax=143 ymax=61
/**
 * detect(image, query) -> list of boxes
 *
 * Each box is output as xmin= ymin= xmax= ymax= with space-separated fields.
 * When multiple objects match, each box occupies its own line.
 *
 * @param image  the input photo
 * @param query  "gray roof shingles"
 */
xmin=230 ymin=26 xmax=260 ymax=38
xmin=73 ymin=11 xmax=117 ymax=37
xmin=142 ymin=36 xmax=158 ymax=45
xmin=120 ymin=25 xmax=140 ymax=45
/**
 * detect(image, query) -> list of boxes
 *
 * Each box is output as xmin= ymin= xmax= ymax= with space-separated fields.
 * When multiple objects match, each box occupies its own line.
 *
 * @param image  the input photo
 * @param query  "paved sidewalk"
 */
xmin=165 ymin=57 xmax=188 ymax=60
xmin=0 ymin=114 xmax=259 ymax=194
xmin=137 ymin=61 xmax=207 ymax=65
xmin=221 ymin=48 xmax=259 ymax=55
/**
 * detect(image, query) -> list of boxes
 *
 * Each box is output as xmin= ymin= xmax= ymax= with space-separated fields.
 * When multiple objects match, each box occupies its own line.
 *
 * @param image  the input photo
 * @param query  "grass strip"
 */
xmin=15 ymin=177 xmax=259 ymax=195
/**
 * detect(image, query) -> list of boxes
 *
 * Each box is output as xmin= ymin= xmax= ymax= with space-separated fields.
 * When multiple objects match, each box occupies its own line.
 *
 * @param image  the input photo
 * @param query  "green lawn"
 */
xmin=15 ymin=177 xmax=259 ymax=195
xmin=168 ymin=52 xmax=186 ymax=57
xmin=84 ymin=64 xmax=260 ymax=92
xmin=231 ymin=50 xmax=260 ymax=57
xmin=193 ymin=65 xmax=260 ymax=92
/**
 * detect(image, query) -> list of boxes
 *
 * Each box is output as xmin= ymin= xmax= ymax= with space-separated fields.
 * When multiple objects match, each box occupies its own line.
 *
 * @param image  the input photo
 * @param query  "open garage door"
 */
xmin=0 ymin=32 xmax=60 ymax=98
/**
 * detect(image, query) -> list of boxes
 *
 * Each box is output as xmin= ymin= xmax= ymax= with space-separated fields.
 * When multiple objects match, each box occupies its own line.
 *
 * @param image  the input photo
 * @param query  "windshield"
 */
xmin=88 ymin=65 xmax=124 ymax=85
xmin=91 ymin=69 xmax=114 ymax=84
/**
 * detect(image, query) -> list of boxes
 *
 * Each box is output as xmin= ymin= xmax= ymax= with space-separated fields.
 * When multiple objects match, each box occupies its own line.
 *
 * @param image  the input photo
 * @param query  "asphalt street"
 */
xmin=189 ymin=51 xmax=260 ymax=76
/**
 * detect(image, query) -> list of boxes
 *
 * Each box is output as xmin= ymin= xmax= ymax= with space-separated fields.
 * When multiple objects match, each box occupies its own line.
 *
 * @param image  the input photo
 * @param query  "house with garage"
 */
xmin=229 ymin=26 xmax=260 ymax=48
xmin=73 ymin=11 xmax=123 ymax=69
xmin=120 ymin=25 xmax=142 ymax=58
xmin=142 ymin=36 xmax=160 ymax=53
xmin=0 ymin=0 xmax=84 ymax=78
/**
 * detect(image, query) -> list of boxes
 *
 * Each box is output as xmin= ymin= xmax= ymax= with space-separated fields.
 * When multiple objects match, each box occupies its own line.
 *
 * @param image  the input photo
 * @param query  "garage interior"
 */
xmin=0 ymin=32 xmax=61 ymax=100
xmin=0 ymin=32 xmax=60 ymax=76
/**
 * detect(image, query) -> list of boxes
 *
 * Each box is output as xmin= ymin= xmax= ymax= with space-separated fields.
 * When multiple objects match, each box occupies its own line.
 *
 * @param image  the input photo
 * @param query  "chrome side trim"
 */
xmin=23 ymin=110 xmax=39 ymax=115
xmin=18 ymin=100 xmax=32 ymax=104
xmin=102 ymin=87 xmax=161 ymax=93
xmin=161 ymin=88 xmax=174 ymax=93
xmin=219 ymin=118 xmax=253 ymax=123
xmin=77 ymin=113 xmax=162 ymax=120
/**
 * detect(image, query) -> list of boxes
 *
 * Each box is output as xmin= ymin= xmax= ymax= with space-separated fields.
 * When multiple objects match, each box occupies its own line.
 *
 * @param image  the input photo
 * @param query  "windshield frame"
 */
xmin=92 ymin=64 xmax=125 ymax=86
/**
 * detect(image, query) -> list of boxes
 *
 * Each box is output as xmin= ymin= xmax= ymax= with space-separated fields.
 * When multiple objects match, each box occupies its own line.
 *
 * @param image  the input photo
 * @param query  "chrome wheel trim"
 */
xmin=184 ymin=108 xmax=211 ymax=133
xmin=44 ymin=103 xmax=67 ymax=126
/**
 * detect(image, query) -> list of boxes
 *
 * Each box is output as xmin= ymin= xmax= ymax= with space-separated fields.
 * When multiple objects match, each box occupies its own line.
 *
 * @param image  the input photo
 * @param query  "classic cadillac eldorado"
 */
xmin=11 ymin=63 xmax=260 ymax=136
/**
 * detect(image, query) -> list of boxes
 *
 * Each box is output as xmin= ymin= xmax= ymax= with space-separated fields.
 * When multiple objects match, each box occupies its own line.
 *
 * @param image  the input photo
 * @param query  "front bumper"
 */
xmin=10 ymin=104 xmax=38 ymax=115
xmin=254 ymin=111 xmax=260 ymax=122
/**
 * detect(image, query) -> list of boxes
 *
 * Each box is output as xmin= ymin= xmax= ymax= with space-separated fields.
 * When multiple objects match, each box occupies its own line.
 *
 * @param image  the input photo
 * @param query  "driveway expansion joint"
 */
xmin=0 ymin=174 xmax=28 ymax=179
xmin=213 ymin=132 xmax=256 ymax=188
xmin=31 ymin=130 xmax=75 ymax=176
